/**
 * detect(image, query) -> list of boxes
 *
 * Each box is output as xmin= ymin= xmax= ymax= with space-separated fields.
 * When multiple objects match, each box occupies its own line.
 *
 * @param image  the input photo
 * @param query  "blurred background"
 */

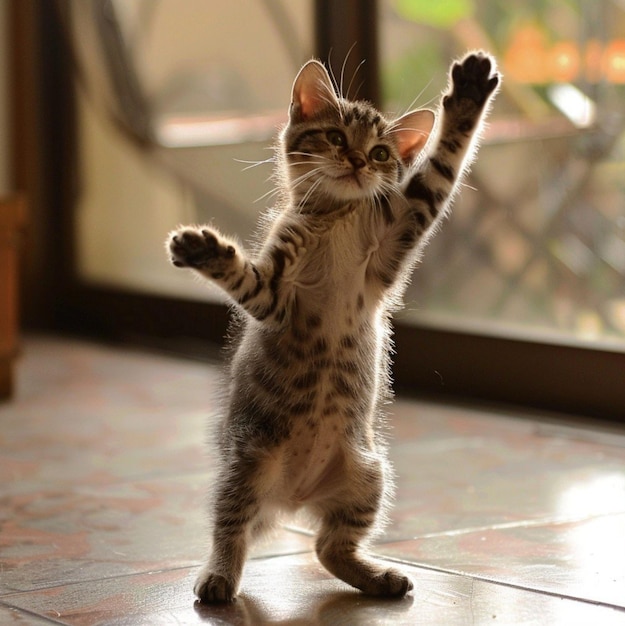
xmin=1 ymin=0 xmax=624 ymax=419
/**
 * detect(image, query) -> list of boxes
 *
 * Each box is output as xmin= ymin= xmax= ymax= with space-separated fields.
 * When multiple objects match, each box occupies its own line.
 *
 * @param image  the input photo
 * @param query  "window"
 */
xmin=381 ymin=0 xmax=625 ymax=348
xmin=70 ymin=0 xmax=314 ymax=300
xmin=19 ymin=1 xmax=621 ymax=418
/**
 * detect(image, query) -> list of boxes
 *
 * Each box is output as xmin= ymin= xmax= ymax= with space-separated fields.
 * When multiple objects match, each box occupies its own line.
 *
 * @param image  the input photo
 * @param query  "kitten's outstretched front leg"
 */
xmin=442 ymin=51 xmax=499 ymax=133
xmin=371 ymin=53 xmax=499 ymax=294
xmin=169 ymin=227 xmax=235 ymax=272
xmin=168 ymin=226 xmax=282 ymax=323
xmin=403 ymin=52 xmax=499 ymax=239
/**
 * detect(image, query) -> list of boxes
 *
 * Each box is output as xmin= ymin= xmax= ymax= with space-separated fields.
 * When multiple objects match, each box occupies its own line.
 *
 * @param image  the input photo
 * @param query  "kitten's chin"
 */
xmin=323 ymin=174 xmax=376 ymax=202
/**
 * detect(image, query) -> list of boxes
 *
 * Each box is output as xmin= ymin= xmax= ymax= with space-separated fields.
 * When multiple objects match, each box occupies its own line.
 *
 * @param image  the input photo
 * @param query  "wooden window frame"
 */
xmin=10 ymin=0 xmax=625 ymax=421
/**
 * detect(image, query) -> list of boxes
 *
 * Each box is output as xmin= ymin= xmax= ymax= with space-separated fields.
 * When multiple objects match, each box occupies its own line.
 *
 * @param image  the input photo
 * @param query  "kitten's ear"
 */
xmin=290 ymin=60 xmax=339 ymax=122
xmin=392 ymin=110 xmax=435 ymax=162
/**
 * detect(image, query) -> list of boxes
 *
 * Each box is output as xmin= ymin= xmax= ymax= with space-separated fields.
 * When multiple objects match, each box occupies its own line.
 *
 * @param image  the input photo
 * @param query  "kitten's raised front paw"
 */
xmin=194 ymin=570 xmax=237 ymax=604
xmin=364 ymin=568 xmax=414 ymax=598
xmin=168 ymin=227 xmax=235 ymax=270
xmin=444 ymin=51 xmax=500 ymax=110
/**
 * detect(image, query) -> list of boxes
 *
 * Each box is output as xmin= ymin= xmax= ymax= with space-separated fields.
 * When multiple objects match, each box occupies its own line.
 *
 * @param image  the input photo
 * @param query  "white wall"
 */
xmin=76 ymin=0 xmax=313 ymax=300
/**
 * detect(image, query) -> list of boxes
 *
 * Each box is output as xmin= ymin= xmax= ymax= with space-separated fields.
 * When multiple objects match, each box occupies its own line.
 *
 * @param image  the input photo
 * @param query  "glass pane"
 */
xmin=73 ymin=0 xmax=313 ymax=301
xmin=381 ymin=0 xmax=625 ymax=345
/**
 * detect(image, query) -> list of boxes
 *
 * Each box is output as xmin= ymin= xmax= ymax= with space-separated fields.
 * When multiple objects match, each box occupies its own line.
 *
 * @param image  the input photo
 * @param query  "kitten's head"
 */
xmin=282 ymin=60 xmax=435 ymax=208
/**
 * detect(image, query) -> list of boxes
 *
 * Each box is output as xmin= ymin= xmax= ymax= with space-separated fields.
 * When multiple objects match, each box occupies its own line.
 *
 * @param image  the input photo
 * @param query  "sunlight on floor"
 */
xmin=1 ymin=336 xmax=625 ymax=624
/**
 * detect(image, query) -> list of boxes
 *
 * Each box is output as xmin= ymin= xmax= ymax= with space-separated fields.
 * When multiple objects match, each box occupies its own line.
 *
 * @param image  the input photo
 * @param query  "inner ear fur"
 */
xmin=392 ymin=109 xmax=435 ymax=162
xmin=290 ymin=60 xmax=339 ymax=122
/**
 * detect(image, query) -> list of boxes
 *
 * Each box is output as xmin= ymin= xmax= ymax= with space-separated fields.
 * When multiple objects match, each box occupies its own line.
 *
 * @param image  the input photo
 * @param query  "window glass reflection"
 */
xmin=382 ymin=0 xmax=625 ymax=345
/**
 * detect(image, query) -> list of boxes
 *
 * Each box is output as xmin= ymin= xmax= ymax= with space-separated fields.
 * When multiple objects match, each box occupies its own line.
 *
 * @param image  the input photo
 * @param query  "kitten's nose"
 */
xmin=347 ymin=151 xmax=366 ymax=170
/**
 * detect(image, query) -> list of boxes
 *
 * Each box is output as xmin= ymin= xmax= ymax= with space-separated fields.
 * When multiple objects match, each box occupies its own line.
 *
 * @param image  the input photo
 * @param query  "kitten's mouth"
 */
xmin=323 ymin=169 xmax=375 ymax=200
xmin=336 ymin=171 xmax=363 ymax=188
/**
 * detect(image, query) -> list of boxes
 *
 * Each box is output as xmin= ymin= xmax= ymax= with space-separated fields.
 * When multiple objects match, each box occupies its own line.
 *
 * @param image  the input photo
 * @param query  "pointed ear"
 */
xmin=392 ymin=110 xmax=435 ymax=162
xmin=290 ymin=60 xmax=339 ymax=122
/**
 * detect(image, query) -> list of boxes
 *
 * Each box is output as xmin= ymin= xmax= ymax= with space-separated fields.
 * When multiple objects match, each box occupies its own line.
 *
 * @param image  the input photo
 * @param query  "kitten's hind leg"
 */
xmin=314 ymin=463 xmax=413 ymax=598
xmin=194 ymin=465 xmax=268 ymax=603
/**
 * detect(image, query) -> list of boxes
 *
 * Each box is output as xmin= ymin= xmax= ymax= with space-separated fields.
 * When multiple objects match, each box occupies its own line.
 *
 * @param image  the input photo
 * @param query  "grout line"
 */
xmin=0 ymin=599 xmax=67 ymax=625
xmin=0 ymin=564 xmax=201 ymax=598
xmin=375 ymin=554 xmax=625 ymax=613
xmin=0 ymin=546 xmax=318 ymax=599
xmin=378 ymin=508 xmax=625 ymax=544
xmin=250 ymin=549 xmax=316 ymax=564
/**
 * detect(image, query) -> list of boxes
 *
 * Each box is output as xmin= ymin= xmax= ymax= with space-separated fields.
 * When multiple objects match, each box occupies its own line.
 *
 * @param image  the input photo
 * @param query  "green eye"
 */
xmin=370 ymin=146 xmax=390 ymax=162
xmin=327 ymin=130 xmax=347 ymax=147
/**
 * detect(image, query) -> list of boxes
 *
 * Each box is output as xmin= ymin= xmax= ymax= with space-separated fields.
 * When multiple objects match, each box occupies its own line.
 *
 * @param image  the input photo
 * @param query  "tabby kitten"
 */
xmin=168 ymin=51 xmax=499 ymax=603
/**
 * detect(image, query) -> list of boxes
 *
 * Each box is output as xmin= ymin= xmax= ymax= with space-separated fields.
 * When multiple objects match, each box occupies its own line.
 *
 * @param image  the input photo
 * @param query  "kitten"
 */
xmin=167 ymin=51 xmax=499 ymax=603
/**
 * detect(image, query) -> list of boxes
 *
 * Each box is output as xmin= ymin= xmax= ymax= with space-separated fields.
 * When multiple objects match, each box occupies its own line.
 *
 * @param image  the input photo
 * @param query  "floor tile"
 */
xmin=1 ymin=472 xmax=313 ymax=594
xmin=386 ymin=403 xmax=625 ymax=541
xmin=4 ymin=553 xmax=625 ymax=626
xmin=0 ymin=604 xmax=59 ymax=625
xmin=4 ymin=335 xmax=625 ymax=624
xmin=1 ymin=475 xmax=205 ymax=594
xmin=0 ymin=338 xmax=216 ymax=491
xmin=377 ymin=512 xmax=625 ymax=610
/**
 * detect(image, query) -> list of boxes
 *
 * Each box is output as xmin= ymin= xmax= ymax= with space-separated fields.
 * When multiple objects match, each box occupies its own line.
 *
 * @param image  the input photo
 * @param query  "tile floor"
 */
xmin=1 ymin=335 xmax=625 ymax=625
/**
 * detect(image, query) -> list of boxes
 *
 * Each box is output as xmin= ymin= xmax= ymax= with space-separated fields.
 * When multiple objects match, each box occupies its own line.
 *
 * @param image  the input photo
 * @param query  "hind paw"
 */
xmin=364 ymin=568 xmax=414 ymax=598
xmin=194 ymin=570 xmax=237 ymax=604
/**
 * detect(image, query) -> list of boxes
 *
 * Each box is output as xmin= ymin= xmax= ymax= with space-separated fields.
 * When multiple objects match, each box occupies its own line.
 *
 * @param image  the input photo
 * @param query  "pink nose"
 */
xmin=347 ymin=152 xmax=366 ymax=169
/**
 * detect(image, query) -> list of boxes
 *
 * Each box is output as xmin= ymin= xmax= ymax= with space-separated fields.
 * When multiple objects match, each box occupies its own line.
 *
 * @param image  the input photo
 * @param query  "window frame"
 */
xmin=12 ymin=0 xmax=625 ymax=421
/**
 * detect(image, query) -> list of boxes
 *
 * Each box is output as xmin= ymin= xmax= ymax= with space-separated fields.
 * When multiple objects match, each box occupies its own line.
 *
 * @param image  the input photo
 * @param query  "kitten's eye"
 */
xmin=370 ymin=146 xmax=390 ymax=163
xmin=326 ymin=130 xmax=347 ymax=148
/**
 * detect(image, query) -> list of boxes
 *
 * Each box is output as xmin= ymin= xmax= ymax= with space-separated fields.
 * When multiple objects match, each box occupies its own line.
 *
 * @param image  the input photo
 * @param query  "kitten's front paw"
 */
xmin=444 ymin=51 xmax=500 ymax=110
xmin=194 ymin=570 xmax=237 ymax=604
xmin=168 ymin=227 xmax=235 ymax=270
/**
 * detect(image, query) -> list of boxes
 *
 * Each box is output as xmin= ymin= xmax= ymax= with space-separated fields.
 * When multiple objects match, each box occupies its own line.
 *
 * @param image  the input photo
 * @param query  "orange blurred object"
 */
xmin=549 ymin=41 xmax=580 ymax=83
xmin=584 ymin=39 xmax=604 ymax=83
xmin=603 ymin=39 xmax=625 ymax=83
xmin=505 ymin=23 xmax=625 ymax=84
xmin=504 ymin=24 xmax=549 ymax=84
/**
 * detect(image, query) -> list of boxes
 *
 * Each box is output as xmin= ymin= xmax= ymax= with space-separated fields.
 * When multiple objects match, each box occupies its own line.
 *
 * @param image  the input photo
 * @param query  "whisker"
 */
xmin=346 ymin=58 xmax=367 ymax=101
xmin=287 ymin=151 xmax=333 ymax=163
xmin=386 ymin=125 xmax=431 ymax=139
xmin=254 ymin=164 xmax=325 ymax=205
xmin=400 ymin=78 xmax=435 ymax=116
xmin=297 ymin=176 xmax=324 ymax=210
xmin=234 ymin=157 xmax=276 ymax=171
xmin=340 ymin=43 xmax=359 ymax=100
xmin=314 ymin=86 xmax=342 ymax=113
xmin=285 ymin=166 xmax=325 ymax=193
xmin=254 ymin=186 xmax=281 ymax=204
xmin=459 ymin=181 xmax=477 ymax=192
xmin=326 ymin=48 xmax=338 ymax=94
xmin=378 ymin=179 xmax=407 ymax=207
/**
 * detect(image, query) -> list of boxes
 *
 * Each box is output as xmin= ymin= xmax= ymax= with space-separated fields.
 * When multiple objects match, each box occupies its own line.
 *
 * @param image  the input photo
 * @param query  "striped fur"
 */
xmin=167 ymin=52 xmax=499 ymax=603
